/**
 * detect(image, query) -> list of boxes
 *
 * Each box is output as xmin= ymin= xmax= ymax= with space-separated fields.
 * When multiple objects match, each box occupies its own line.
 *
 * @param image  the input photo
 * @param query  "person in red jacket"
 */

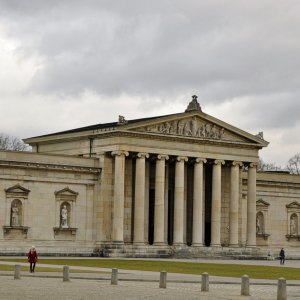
xmin=27 ymin=246 xmax=38 ymax=273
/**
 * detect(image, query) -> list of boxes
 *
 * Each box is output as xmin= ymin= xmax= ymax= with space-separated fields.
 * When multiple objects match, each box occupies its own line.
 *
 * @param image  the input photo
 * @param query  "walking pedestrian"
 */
xmin=28 ymin=246 xmax=38 ymax=273
xmin=279 ymin=248 xmax=285 ymax=265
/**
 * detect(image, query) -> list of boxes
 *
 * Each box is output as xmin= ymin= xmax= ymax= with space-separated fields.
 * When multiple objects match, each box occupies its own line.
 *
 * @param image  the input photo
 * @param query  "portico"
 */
xmin=109 ymin=150 xmax=259 ymax=249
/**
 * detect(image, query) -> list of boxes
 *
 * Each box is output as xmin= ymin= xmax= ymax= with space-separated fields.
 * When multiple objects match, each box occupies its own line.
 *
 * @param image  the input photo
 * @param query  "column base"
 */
xmin=229 ymin=244 xmax=239 ymax=248
xmin=133 ymin=242 xmax=147 ymax=246
xmin=153 ymin=242 xmax=166 ymax=246
xmin=210 ymin=243 xmax=221 ymax=248
xmin=111 ymin=241 xmax=124 ymax=245
xmin=172 ymin=242 xmax=185 ymax=247
xmin=191 ymin=243 xmax=204 ymax=247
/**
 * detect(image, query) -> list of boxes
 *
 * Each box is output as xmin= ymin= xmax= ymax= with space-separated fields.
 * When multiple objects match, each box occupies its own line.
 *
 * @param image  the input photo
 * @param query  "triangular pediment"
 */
xmin=286 ymin=202 xmax=300 ymax=209
xmin=5 ymin=184 xmax=30 ymax=195
xmin=119 ymin=111 xmax=268 ymax=147
xmin=55 ymin=187 xmax=78 ymax=197
xmin=256 ymin=199 xmax=270 ymax=207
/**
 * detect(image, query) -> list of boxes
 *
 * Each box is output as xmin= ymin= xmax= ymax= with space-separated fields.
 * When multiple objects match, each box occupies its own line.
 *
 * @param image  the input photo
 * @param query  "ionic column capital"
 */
xmin=232 ymin=161 xmax=243 ymax=167
xmin=214 ymin=159 xmax=225 ymax=166
xmin=157 ymin=154 xmax=169 ymax=161
xmin=195 ymin=157 xmax=207 ymax=164
xmin=111 ymin=150 xmax=129 ymax=157
xmin=176 ymin=156 xmax=188 ymax=162
xmin=137 ymin=152 xmax=149 ymax=159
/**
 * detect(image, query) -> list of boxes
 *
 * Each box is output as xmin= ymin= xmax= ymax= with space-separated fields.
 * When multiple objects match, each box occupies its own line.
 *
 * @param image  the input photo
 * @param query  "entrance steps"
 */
xmin=94 ymin=244 xmax=272 ymax=260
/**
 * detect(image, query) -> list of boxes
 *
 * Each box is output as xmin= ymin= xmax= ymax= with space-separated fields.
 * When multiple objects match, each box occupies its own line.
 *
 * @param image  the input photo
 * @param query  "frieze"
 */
xmin=134 ymin=117 xmax=226 ymax=140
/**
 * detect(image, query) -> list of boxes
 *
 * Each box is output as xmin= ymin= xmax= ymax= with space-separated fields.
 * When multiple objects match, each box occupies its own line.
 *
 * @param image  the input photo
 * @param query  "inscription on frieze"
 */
xmin=136 ymin=117 xmax=226 ymax=140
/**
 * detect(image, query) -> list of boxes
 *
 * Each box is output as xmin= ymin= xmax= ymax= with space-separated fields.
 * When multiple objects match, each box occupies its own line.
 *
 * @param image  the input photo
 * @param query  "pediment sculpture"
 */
xmin=134 ymin=117 xmax=226 ymax=140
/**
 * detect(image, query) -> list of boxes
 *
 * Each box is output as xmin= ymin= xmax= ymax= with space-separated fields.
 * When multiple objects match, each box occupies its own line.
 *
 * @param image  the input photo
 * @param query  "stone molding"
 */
xmin=3 ymin=226 xmax=29 ymax=235
xmin=0 ymin=160 xmax=101 ymax=174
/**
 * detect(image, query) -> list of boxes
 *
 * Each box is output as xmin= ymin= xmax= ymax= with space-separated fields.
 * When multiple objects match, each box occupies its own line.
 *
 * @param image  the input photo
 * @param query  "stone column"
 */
xmin=111 ymin=150 xmax=129 ymax=243
xmin=192 ymin=158 xmax=206 ymax=246
xmin=247 ymin=163 xmax=257 ymax=247
xmin=173 ymin=156 xmax=188 ymax=245
xmin=229 ymin=161 xmax=242 ymax=247
xmin=134 ymin=152 xmax=149 ymax=244
xmin=211 ymin=160 xmax=225 ymax=247
xmin=154 ymin=154 xmax=168 ymax=245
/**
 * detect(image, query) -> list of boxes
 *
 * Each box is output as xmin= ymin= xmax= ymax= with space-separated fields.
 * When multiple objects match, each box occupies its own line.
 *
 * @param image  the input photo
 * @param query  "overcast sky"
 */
xmin=0 ymin=0 xmax=300 ymax=166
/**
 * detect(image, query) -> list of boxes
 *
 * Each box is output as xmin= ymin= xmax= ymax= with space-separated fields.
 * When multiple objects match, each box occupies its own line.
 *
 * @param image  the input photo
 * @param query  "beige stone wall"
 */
xmin=0 ymin=150 xmax=100 ymax=254
xmin=242 ymin=171 xmax=300 ymax=251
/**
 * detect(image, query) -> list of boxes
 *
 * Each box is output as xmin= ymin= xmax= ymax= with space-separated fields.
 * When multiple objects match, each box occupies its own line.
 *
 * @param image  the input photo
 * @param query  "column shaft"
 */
xmin=211 ymin=160 xmax=224 ymax=246
xmin=134 ymin=153 xmax=149 ymax=244
xmin=173 ymin=156 xmax=188 ymax=245
xmin=229 ymin=162 xmax=242 ymax=247
xmin=112 ymin=151 xmax=128 ymax=242
xmin=154 ymin=155 xmax=168 ymax=244
xmin=247 ymin=163 xmax=257 ymax=247
xmin=192 ymin=158 xmax=206 ymax=246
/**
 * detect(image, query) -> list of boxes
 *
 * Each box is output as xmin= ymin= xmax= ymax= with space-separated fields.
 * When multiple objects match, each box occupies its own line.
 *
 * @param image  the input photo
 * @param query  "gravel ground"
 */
xmin=0 ymin=275 xmax=300 ymax=300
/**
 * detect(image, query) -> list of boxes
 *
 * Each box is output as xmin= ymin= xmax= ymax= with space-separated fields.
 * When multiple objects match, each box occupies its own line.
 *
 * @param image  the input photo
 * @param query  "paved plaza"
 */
xmin=0 ymin=258 xmax=300 ymax=299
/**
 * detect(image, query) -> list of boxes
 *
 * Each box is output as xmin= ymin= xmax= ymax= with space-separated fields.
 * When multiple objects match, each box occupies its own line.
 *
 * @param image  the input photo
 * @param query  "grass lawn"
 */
xmin=1 ymin=258 xmax=299 ymax=280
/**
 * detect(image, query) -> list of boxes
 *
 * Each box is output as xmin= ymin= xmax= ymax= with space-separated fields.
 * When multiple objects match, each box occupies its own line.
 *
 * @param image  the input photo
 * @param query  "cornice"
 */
xmin=0 ymin=160 xmax=101 ymax=174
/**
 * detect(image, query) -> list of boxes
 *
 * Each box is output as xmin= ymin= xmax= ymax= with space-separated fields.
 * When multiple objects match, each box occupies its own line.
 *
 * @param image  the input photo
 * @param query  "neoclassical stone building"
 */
xmin=1 ymin=97 xmax=300 ymax=257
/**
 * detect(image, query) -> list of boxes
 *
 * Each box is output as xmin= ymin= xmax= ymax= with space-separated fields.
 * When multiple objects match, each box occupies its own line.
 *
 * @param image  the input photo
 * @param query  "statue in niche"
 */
xmin=256 ymin=215 xmax=261 ymax=234
xmin=61 ymin=205 xmax=69 ymax=228
xmin=290 ymin=215 xmax=297 ymax=235
xmin=11 ymin=203 xmax=19 ymax=226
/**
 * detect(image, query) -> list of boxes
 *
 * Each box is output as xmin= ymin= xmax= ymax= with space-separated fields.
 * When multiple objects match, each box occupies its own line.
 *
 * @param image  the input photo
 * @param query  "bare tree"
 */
xmin=287 ymin=153 xmax=300 ymax=175
xmin=257 ymin=158 xmax=282 ymax=172
xmin=0 ymin=133 xmax=30 ymax=151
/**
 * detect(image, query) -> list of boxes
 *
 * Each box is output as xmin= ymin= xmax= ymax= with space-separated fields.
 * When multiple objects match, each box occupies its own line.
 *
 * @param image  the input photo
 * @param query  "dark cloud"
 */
xmin=1 ymin=1 xmax=299 ymax=100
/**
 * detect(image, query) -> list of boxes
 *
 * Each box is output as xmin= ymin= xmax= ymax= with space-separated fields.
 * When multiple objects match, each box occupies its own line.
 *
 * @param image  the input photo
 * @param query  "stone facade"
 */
xmin=0 ymin=97 xmax=299 ymax=258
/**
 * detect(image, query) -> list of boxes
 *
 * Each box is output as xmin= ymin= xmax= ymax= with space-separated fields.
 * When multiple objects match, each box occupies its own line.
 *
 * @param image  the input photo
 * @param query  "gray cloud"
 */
xmin=0 ymin=0 xmax=300 ymax=166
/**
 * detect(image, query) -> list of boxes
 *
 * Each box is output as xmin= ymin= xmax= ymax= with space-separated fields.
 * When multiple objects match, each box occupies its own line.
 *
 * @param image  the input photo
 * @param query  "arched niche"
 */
xmin=3 ymin=184 xmax=30 ymax=237
xmin=286 ymin=202 xmax=300 ymax=241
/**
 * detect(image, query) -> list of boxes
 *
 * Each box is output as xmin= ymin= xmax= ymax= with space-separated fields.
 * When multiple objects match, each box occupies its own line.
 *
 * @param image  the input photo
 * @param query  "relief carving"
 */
xmin=139 ymin=116 xmax=225 ymax=140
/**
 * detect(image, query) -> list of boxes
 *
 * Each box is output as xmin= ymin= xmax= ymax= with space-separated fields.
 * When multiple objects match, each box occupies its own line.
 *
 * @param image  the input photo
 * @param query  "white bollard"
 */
xmin=63 ymin=265 xmax=70 ymax=282
xmin=201 ymin=272 xmax=209 ymax=292
xmin=277 ymin=277 xmax=287 ymax=300
xmin=159 ymin=271 xmax=167 ymax=288
xmin=14 ymin=264 xmax=21 ymax=279
xmin=241 ymin=275 xmax=250 ymax=296
xmin=111 ymin=268 xmax=118 ymax=285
